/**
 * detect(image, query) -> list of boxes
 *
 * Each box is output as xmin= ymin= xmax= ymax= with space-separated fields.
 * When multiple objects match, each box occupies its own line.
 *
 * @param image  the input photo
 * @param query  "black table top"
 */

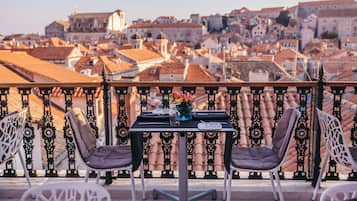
xmin=129 ymin=110 xmax=235 ymax=132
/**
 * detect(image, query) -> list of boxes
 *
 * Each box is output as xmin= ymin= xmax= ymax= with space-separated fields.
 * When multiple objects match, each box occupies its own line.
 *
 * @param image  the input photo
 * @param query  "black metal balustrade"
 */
xmin=0 ymin=70 xmax=357 ymax=187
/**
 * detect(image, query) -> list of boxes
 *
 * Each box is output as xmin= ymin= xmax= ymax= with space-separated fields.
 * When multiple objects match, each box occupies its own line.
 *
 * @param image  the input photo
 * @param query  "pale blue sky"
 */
xmin=0 ymin=0 xmax=308 ymax=35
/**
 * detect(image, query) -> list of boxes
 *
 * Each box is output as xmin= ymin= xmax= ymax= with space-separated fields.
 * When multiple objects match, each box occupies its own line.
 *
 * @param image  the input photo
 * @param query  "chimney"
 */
xmin=183 ymin=59 xmax=189 ymax=80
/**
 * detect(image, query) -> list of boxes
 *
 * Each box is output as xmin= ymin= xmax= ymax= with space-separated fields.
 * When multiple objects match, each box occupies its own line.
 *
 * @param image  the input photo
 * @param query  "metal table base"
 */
xmin=152 ymin=132 xmax=217 ymax=201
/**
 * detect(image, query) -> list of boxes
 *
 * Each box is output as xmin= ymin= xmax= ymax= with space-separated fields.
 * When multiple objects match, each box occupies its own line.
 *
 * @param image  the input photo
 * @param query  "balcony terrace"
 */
xmin=0 ymin=72 xmax=357 ymax=201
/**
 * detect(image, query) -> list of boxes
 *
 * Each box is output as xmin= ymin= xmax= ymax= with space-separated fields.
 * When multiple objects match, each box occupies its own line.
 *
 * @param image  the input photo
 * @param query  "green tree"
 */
xmin=321 ymin=31 xmax=338 ymax=39
xmin=289 ymin=18 xmax=297 ymax=27
xmin=276 ymin=10 xmax=291 ymax=27
xmin=194 ymin=43 xmax=201 ymax=49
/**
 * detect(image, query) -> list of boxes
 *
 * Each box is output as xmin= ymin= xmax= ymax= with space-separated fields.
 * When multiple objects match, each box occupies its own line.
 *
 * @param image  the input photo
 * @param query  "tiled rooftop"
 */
xmin=0 ymin=50 xmax=96 ymax=82
xmin=118 ymin=49 xmax=163 ymax=63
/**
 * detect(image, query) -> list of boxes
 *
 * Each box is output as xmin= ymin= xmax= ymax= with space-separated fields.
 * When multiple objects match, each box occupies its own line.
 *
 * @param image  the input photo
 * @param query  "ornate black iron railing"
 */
xmin=0 ymin=76 xmax=356 ymax=186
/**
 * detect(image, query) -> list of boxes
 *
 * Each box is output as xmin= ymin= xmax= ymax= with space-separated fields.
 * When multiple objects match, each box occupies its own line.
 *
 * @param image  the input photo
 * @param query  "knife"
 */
xmin=138 ymin=122 xmax=169 ymax=125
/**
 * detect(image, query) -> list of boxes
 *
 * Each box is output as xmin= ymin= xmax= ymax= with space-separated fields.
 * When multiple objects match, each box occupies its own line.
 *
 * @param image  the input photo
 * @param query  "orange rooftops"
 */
xmin=0 ymin=64 xmax=28 ymax=82
xmin=0 ymin=50 xmax=97 ymax=83
xmin=28 ymin=46 xmax=77 ymax=60
xmin=299 ymin=0 xmax=355 ymax=7
xmin=128 ymin=22 xmax=203 ymax=29
xmin=118 ymin=48 xmax=163 ymax=63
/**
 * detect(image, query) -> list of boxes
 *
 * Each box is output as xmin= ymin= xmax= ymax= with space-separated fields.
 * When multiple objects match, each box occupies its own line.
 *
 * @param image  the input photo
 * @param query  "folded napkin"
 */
xmin=197 ymin=122 xmax=222 ymax=131
xmin=192 ymin=111 xmax=229 ymax=121
xmin=137 ymin=113 xmax=170 ymax=122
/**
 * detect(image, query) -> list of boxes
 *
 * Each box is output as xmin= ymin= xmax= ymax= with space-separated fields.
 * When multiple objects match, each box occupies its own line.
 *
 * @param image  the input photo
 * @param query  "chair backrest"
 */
xmin=320 ymin=183 xmax=357 ymax=201
xmin=272 ymin=108 xmax=301 ymax=161
xmin=20 ymin=182 xmax=111 ymax=201
xmin=0 ymin=108 xmax=27 ymax=163
xmin=316 ymin=109 xmax=357 ymax=169
xmin=65 ymin=108 xmax=97 ymax=161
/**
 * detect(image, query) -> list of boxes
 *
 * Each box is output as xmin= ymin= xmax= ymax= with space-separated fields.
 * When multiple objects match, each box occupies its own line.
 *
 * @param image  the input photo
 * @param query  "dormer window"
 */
xmin=88 ymin=60 xmax=94 ymax=66
xmin=80 ymin=69 xmax=92 ymax=75
xmin=150 ymin=69 xmax=157 ymax=75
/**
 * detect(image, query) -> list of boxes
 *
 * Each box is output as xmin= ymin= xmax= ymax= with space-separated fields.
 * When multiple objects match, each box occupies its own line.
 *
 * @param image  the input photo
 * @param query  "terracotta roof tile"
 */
xmin=0 ymin=50 xmax=96 ymax=82
xmin=0 ymin=64 xmax=28 ymax=82
xmin=319 ymin=8 xmax=357 ymax=17
xmin=128 ymin=23 xmax=203 ymax=29
xmin=70 ymin=12 xmax=112 ymax=19
xmin=160 ymin=62 xmax=185 ymax=74
xmin=274 ymin=48 xmax=298 ymax=63
xmin=100 ymin=56 xmax=134 ymax=73
xmin=118 ymin=48 xmax=163 ymax=63
xmin=28 ymin=47 xmax=76 ymax=60
xmin=55 ymin=20 xmax=69 ymax=28
xmin=48 ymin=37 xmax=70 ymax=47
xmin=185 ymin=64 xmax=217 ymax=81
xmin=137 ymin=66 xmax=160 ymax=81
xmin=74 ymin=56 xmax=103 ymax=76
xmin=299 ymin=0 xmax=355 ymax=7
xmin=341 ymin=36 xmax=357 ymax=43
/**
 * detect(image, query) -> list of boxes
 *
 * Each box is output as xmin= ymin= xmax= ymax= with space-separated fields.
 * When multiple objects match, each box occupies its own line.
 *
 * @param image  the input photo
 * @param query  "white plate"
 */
xmin=197 ymin=122 xmax=222 ymax=131
xmin=152 ymin=108 xmax=170 ymax=115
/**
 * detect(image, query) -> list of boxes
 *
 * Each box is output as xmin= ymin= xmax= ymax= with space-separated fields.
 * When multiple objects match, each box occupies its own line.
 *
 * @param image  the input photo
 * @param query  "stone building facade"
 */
xmin=127 ymin=23 xmax=206 ymax=43
xmin=317 ymin=9 xmax=357 ymax=38
xmin=208 ymin=14 xmax=223 ymax=32
xmin=65 ymin=10 xmax=125 ymax=41
xmin=297 ymin=0 xmax=357 ymax=19
xmin=230 ymin=7 xmax=284 ymax=20
xmin=45 ymin=20 xmax=69 ymax=39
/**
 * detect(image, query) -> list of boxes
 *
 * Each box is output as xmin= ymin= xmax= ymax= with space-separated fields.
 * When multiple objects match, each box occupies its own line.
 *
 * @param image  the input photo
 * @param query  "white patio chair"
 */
xmin=20 ymin=182 xmax=111 ymax=201
xmin=313 ymin=109 xmax=357 ymax=201
xmin=0 ymin=108 xmax=30 ymax=188
xmin=320 ymin=183 xmax=357 ymax=201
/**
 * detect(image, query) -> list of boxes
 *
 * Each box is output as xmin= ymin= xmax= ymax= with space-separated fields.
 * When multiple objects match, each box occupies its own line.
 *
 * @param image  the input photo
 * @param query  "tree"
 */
xmin=194 ymin=43 xmax=201 ymax=49
xmin=321 ymin=31 xmax=338 ymax=39
xmin=289 ymin=18 xmax=297 ymax=27
xmin=276 ymin=10 xmax=291 ymax=27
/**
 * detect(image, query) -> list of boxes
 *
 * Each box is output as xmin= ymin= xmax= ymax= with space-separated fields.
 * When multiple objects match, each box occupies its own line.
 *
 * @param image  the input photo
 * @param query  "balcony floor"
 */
xmin=0 ymin=171 xmax=354 ymax=201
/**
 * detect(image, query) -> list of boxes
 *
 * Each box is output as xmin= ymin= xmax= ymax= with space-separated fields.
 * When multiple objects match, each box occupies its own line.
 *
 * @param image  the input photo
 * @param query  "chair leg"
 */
xmin=274 ymin=171 xmax=284 ymax=201
xmin=269 ymin=172 xmax=278 ymax=201
xmin=130 ymin=168 xmax=136 ymax=201
xmin=223 ymin=169 xmax=228 ymax=201
xmin=227 ymin=167 xmax=233 ymax=201
xmin=313 ymin=154 xmax=329 ymax=201
xmin=140 ymin=163 xmax=146 ymax=200
xmin=85 ymin=168 xmax=89 ymax=182
xmin=96 ymin=171 xmax=100 ymax=184
xmin=18 ymin=151 xmax=31 ymax=188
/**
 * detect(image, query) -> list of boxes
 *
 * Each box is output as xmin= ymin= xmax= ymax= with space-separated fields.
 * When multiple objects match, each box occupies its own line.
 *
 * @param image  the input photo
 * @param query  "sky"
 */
xmin=0 ymin=0 xmax=308 ymax=35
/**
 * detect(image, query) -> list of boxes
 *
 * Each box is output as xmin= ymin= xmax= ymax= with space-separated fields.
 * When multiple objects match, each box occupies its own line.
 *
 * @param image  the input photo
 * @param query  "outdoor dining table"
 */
xmin=129 ymin=110 xmax=235 ymax=201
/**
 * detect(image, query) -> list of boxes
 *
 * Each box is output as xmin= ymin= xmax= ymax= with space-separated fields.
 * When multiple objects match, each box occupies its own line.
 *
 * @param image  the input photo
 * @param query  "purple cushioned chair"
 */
xmin=65 ymin=108 xmax=145 ymax=201
xmin=224 ymin=108 xmax=301 ymax=201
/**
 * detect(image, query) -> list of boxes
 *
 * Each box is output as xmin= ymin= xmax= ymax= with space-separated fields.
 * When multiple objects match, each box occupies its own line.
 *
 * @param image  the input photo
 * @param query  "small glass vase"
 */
xmin=176 ymin=103 xmax=193 ymax=121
